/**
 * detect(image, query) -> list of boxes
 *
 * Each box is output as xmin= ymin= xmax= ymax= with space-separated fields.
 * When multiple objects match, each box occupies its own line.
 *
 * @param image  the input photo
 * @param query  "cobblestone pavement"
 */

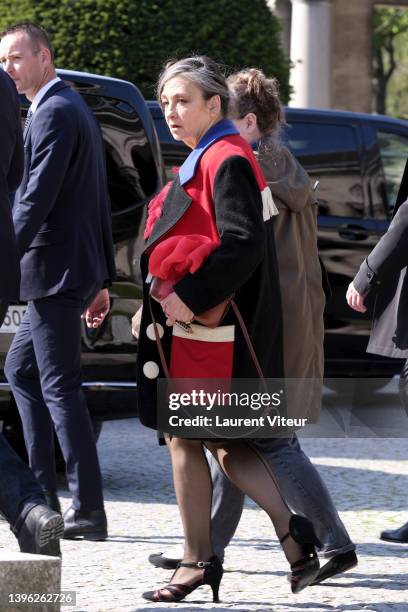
xmin=1 ymin=417 xmax=407 ymax=612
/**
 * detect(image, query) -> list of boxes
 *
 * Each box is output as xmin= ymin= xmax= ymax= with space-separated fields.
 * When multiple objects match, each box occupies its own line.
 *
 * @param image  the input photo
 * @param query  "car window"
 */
xmin=377 ymin=131 xmax=408 ymax=215
xmin=286 ymin=122 xmax=358 ymax=158
xmin=284 ymin=121 xmax=364 ymax=218
xmin=83 ymin=94 xmax=159 ymax=214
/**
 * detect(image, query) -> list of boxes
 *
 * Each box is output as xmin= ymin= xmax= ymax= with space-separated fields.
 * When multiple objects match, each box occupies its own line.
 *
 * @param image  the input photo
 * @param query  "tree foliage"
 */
xmin=373 ymin=7 xmax=408 ymax=116
xmin=0 ymin=0 xmax=290 ymax=101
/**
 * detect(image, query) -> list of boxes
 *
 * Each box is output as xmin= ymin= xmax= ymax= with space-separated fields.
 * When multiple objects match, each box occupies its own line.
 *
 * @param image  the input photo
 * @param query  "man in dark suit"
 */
xmin=347 ymin=159 xmax=408 ymax=543
xmin=0 ymin=67 xmax=64 ymax=556
xmin=0 ymin=23 xmax=116 ymax=540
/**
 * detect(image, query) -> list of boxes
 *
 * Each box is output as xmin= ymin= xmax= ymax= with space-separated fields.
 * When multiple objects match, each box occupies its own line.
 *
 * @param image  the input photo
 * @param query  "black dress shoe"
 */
xmin=63 ymin=506 xmax=107 ymax=541
xmin=148 ymin=552 xmax=180 ymax=570
xmin=380 ymin=522 xmax=408 ymax=543
xmin=17 ymin=504 xmax=64 ymax=557
xmin=43 ymin=490 xmax=61 ymax=514
xmin=311 ymin=550 xmax=357 ymax=585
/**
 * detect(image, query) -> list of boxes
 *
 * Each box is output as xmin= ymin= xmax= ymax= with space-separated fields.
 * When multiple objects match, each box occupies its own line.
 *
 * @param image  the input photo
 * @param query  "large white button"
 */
xmin=143 ymin=361 xmax=160 ymax=379
xmin=146 ymin=323 xmax=164 ymax=340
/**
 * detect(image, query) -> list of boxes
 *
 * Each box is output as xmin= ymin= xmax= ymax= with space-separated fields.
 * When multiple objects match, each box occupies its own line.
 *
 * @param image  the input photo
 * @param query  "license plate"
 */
xmin=0 ymin=305 xmax=27 ymax=333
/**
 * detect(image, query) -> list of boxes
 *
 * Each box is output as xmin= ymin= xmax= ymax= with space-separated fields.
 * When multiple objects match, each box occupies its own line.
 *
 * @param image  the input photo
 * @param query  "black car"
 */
xmin=1 ymin=70 xmax=165 ymax=454
xmin=2 ymin=71 xmax=408 ymax=456
xmin=148 ymin=100 xmax=408 ymax=379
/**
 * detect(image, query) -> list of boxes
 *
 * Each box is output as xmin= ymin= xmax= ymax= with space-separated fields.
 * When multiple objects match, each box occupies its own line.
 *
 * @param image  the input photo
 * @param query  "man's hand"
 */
xmin=346 ymin=282 xmax=367 ymax=313
xmin=82 ymin=288 xmax=110 ymax=328
xmin=160 ymin=292 xmax=194 ymax=326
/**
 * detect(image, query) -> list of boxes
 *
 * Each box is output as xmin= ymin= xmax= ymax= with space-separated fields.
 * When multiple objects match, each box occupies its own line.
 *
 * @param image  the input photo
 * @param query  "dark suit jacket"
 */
xmin=0 ymin=70 xmax=23 ymax=300
xmin=354 ymin=189 xmax=408 ymax=358
xmin=13 ymin=80 xmax=116 ymax=301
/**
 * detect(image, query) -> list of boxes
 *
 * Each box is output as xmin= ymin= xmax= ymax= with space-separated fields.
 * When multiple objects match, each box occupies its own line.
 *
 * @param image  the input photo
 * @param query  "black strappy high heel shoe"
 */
xmin=142 ymin=555 xmax=223 ymax=603
xmin=280 ymin=515 xmax=321 ymax=594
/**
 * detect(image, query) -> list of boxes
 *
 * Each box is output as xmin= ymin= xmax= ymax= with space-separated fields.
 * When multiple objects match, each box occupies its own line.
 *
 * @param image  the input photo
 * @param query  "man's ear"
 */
xmin=39 ymin=46 xmax=52 ymax=67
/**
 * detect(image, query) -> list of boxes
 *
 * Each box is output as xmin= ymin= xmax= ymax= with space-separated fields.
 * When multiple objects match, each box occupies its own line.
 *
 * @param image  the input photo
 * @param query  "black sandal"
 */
xmin=142 ymin=555 xmax=223 ymax=603
xmin=280 ymin=515 xmax=320 ymax=593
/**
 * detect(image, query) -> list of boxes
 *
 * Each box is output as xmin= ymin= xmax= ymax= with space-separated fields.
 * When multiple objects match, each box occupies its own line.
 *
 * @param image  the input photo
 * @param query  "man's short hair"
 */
xmin=0 ymin=22 xmax=54 ymax=63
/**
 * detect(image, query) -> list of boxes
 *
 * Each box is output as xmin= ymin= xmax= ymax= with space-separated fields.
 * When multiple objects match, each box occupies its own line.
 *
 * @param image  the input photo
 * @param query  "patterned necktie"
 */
xmin=24 ymin=108 xmax=33 ymax=131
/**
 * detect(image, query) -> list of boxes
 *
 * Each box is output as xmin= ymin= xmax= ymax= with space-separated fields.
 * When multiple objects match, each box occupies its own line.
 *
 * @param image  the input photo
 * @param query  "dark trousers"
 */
xmin=4 ymin=284 xmax=104 ymax=512
xmin=399 ymin=359 xmax=408 ymax=415
xmin=0 ymin=431 xmax=44 ymax=529
xmin=0 ymin=299 xmax=45 ymax=529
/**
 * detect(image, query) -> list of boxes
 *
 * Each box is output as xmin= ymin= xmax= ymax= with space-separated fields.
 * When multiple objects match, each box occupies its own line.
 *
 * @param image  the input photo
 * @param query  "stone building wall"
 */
xmin=268 ymin=0 xmax=408 ymax=112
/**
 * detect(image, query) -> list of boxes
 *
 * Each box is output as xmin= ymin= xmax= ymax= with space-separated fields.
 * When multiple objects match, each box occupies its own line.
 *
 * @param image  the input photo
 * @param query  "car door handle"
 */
xmin=338 ymin=224 xmax=369 ymax=241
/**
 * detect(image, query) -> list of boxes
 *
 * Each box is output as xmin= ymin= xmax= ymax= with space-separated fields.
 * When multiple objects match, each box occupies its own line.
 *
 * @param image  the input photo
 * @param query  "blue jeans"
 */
xmin=208 ymin=435 xmax=355 ymax=559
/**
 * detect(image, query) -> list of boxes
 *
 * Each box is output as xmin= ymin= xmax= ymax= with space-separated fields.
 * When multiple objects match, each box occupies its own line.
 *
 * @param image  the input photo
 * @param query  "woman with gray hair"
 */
xmin=137 ymin=56 xmax=321 ymax=603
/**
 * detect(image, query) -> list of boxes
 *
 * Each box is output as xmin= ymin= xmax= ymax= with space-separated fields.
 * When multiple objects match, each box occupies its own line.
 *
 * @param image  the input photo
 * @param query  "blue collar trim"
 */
xmin=179 ymin=119 xmax=239 ymax=186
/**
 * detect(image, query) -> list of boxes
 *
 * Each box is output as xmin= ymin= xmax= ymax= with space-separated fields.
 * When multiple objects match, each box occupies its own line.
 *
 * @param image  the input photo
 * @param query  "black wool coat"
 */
xmin=136 ymin=137 xmax=284 ymax=430
xmin=354 ymin=161 xmax=408 ymax=358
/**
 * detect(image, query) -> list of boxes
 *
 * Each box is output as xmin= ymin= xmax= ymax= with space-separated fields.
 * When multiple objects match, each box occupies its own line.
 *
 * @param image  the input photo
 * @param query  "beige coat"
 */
xmin=258 ymin=145 xmax=325 ymax=418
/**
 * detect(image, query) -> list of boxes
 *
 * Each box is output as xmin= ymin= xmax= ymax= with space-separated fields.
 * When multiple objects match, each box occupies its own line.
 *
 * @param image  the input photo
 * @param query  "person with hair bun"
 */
xmin=139 ymin=55 xmax=324 ymax=603
xmin=220 ymin=67 xmax=357 ymax=583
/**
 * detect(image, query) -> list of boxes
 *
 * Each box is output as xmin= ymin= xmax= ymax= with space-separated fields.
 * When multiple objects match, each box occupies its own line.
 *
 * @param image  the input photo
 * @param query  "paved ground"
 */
xmin=1 ymin=412 xmax=407 ymax=612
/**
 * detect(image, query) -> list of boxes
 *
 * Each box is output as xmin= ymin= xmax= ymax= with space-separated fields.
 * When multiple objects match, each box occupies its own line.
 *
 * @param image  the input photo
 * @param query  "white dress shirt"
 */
xmin=29 ymin=76 xmax=61 ymax=113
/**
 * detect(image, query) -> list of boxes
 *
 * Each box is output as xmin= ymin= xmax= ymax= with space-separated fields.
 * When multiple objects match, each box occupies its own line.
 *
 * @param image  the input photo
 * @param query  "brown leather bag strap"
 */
xmin=148 ymin=295 xmax=171 ymax=379
xmin=230 ymin=300 xmax=268 ymax=392
xmin=148 ymin=296 xmax=267 ymax=389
